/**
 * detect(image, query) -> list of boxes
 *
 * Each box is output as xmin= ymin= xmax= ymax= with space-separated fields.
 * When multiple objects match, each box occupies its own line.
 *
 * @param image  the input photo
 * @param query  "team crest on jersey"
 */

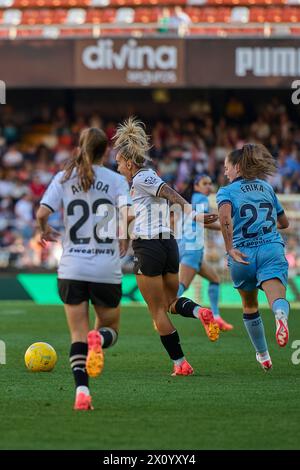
xmin=144 ymin=176 xmax=157 ymax=185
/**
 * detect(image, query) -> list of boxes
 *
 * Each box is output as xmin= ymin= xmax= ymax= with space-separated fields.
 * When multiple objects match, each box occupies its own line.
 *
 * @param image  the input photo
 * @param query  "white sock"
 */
xmin=173 ymin=357 xmax=185 ymax=366
xmin=192 ymin=307 xmax=199 ymax=318
xmin=76 ymin=386 xmax=90 ymax=396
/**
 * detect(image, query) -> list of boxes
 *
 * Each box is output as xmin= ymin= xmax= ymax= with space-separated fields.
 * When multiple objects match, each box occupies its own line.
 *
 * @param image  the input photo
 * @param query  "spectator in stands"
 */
xmin=0 ymin=96 xmax=300 ymax=271
xmin=14 ymin=193 xmax=34 ymax=241
xmin=2 ymin=144 xmax=23 ymax=168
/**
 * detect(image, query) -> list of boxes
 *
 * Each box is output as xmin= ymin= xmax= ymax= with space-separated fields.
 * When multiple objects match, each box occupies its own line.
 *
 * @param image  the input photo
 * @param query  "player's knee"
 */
xmin=168 ymin=297 xmax=178 ymax=314
xmin=243 ymin=300 xmax=258 ymax=310
xmin=99 ymin=327 xmax=118 ymax=349
xmin=211 ymin=274 xmax=220 ymax=284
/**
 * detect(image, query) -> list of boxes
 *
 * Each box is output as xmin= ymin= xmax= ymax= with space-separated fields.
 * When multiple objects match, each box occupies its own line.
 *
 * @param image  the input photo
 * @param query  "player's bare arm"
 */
xmin=118 ymin=205 xmax=135 ymax=256
xmin=218 ymin=203 xmax=249 ymax=265
xmin=158 ymin=183 xmax=218 ymax=225
xmin=277 ymin=212 xmax=289 ymax=230
xmin=36 ymin=205 xmax=61 ymax=245
xmin=205 ymin=221 xmax=221 ymax=231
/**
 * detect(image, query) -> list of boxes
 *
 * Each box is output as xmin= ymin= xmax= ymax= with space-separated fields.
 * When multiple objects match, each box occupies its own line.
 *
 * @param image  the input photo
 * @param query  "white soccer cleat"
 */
xmin=256 ymin=352 xmax=273 ymax=372
xmin=275 ymin=311 xmax=289 ymax=348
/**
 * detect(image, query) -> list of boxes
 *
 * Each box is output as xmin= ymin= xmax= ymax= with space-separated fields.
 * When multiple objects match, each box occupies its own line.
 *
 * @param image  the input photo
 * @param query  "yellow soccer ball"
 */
xmin=24 ymin=342 xmax=57 ymax=372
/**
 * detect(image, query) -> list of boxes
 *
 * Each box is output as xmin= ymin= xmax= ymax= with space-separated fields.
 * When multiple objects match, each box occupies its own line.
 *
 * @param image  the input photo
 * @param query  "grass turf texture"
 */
xmin=0 ymin=301 xmax=300 ymax=450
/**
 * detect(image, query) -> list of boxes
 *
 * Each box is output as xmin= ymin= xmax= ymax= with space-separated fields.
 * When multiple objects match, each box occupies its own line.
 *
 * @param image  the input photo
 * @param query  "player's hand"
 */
xmin=203 ymin=213 xmax=219 ymax=225
xmin=119 ymin=239 xmax=129 ymax=258
xmin=40 ymin=226 xmax=61 ymax=247
xmin=228 ymin=248 xmax=249 ymax=265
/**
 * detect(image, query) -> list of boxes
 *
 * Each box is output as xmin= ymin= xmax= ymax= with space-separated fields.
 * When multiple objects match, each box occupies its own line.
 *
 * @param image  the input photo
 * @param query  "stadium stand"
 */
xmin=1 ymin=96 xmax=300 ymax=270
xmin=0 ymin=0 xmax=300 ymax=38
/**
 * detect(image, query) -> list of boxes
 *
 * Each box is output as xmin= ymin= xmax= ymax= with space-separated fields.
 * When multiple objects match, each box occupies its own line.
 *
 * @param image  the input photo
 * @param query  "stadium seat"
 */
xmin=201 ymin=7 xmax=231 ymax=22
xmin=1 ymin=8 xmax=22 ymax=25
xmin=230 ymin=6 xmax=249 ymax=23
xmin=0 ymin=0 xmax=14 ymax=7
xmin=65 ymin=8 xmax=86 ymax=24
xmin=283 ymin=7 xmax=300 ymax=22
xmin=115 ymin=7 xmax=135 ymax=23
xmin=86 ymin=8 xmax=116 ymax=23
xmin=249 ymin=7 xmax=266 ymax=22
xmin=90 ymin=0 xmax=110 ymax=6
xmin=134 ymin=7 xmax=159 ymax=23
xmin=266 ymin=8 xmax=283 ymax=22
xmin=22 ymin=9 xmax=40 ymax=24
xmin=187 ymin=0 xmax=207 ymax=5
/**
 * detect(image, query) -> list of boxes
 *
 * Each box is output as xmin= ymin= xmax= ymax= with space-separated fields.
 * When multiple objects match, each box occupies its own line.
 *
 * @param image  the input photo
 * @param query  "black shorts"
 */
xmin=132 ymin=236 xmax=179 ymax=277
xmin=58 ymin=279 xmax=122 ymax=307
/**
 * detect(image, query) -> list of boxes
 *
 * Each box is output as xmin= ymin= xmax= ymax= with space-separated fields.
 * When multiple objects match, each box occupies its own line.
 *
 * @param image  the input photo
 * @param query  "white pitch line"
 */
xmin=0 ymin=309 xmax=26 ymax=315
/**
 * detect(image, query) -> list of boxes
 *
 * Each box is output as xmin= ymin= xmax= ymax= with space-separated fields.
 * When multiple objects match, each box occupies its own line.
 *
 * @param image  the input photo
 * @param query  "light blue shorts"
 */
xmin=178 ymin=240 xmax=204 ymax=272
xmin=228 ymin=243 xmax=288 ymax=292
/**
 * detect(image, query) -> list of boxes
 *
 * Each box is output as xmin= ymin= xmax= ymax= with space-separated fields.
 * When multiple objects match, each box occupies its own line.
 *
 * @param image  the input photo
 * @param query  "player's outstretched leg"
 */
xmin=272 ymin=298 xmax=290 ymax=348
xmin=243 ymin=312 xmax=272 ymax=372
xmin=171 ymin=297 xmax=220 ymax=342
xmin=261 ymin=279 xmax=290 ymax=348
xmin=70 ymin=342 xmax=94 ymax=410
xmin=86 ymin=330 xmax=104 ymax=378
xmin=208 ymin=282 xmax=234 ymax=331
xmin=98 ymin=327 xmax=118 ymax=349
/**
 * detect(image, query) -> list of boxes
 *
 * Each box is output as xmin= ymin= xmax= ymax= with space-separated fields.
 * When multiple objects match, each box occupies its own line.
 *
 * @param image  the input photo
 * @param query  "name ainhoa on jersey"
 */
xmin=71 ymin=180 xmax=110 ymax=195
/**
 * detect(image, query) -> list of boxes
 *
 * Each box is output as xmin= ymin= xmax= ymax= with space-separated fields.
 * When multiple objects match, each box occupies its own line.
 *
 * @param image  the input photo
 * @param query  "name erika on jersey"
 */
xmin=240 ymin=183 xmax=264 ymax=194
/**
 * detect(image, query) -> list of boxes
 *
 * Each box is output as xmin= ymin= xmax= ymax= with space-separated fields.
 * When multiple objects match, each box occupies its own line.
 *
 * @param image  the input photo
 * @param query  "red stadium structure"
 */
xmin=0 ymin=0 xmax=300 ymax=39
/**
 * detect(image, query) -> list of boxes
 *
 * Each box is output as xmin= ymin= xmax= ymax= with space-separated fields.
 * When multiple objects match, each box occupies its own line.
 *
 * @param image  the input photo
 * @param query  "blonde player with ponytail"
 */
xmin=37 ymin=127 xmax=131 ymax=410
xmin=114 ymin=117 xmax=220 ymax=377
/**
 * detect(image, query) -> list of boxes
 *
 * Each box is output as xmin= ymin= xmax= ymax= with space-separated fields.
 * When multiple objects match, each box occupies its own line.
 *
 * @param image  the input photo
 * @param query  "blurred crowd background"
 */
xmin=1 ymin=93 xmax=300 ymax=275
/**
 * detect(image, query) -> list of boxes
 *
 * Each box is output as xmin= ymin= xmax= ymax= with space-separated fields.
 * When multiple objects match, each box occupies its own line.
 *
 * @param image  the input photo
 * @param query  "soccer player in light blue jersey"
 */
xmin=177 ymin=174 xmax=233 ymax=331
xmin=217 ymin=143 xmax=290 ymax=371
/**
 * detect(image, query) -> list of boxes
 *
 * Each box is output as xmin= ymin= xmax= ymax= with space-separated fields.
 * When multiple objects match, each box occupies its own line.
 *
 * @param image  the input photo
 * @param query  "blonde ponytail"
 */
xmin=113 ymin=116 xmax=151 ymax=167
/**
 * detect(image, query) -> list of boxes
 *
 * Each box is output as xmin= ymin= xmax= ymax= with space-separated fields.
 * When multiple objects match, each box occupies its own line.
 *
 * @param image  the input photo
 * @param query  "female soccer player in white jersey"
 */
xmin=114 ymin=117 xmax=219 ymax=377
xmin=217 ymin=143 xmax=290 ymax=371
xmin=36 ymin=127 xmax=131 ymax=410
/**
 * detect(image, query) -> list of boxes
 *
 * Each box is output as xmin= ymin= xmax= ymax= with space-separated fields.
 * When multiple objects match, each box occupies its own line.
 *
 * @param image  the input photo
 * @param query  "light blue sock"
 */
xmin=272 ymin=298 xmax=290 ymax=319
xmin=177 ymin=283 xmax=186 ymax=297
xmin=243 ymin=312 xmax=268 ymax=354
xmin=208 ymin=282 xmax=220 ymax=318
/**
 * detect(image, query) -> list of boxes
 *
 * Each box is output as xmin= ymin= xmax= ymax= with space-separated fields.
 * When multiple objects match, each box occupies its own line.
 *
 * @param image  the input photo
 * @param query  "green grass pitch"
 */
xmin=0 ymin=301 xmax=300 ymax=450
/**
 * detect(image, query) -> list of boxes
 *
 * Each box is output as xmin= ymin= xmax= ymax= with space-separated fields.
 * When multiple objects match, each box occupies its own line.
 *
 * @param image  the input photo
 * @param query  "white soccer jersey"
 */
xmin=130 ymin=168 xmax=171 ymax=239
xmin=41 ymin=165 xmax=131 ymax=283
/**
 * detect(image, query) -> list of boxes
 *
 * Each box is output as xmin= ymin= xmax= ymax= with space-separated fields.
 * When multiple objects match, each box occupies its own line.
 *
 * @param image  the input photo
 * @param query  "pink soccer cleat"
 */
xmin=171 ymin=359 xmax=194 ymax=376
xmin=256 ymin=352 xmax=273 ymax=372
xmin=86 ymin=330 xmax=104 ymax=378
xmin=197 ymin=307 xmax=220 ymax=341
xmin=214 ymin=316 xmax=234 ymax=332
xmin=74 ymin=392 xmax=94 ymax=411
xmin=275 ymin=314 xmax=289 ymax=348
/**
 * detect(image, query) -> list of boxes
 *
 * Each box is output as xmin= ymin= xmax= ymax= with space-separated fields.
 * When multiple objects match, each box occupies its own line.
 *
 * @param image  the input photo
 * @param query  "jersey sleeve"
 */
xmin=40 ymin=173 xmax=63 ymax=212
xmin=135 ymin=172 xmax=165 ymax=197
xmin=216 ymin=186 xmax=232 ymax=210
xmin=115 ymin=176 xmax=132 ymax=208
xmin=273 ymin=193 xmax=284 ymax=216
